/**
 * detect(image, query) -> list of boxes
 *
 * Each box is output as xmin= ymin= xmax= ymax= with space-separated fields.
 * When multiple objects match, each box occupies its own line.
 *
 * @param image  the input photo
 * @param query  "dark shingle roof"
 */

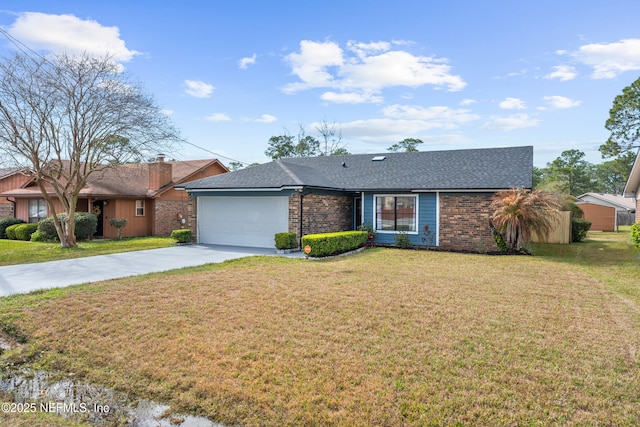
xmin=183 ymin=146 xmax=533 ymax=191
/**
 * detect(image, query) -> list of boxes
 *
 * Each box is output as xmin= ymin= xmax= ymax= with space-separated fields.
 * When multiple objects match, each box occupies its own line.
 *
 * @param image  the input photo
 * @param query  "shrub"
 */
xmin=394 ymin=231 xmax=412 ymax=249
xmin=5 ymin=223 xmax=22 ymax=240
xmin=171 ymin=229 xmax=192 ymax=243
xmin=30 ymin=231 xmax=44 ymax=242
xmin=14 ymin=223 xmax=38 ymax=241
xmin=109 ymin=218 xmax=128 ymax=240
xmin=631 ymin=221 xmax=640 ymax=249
xmin=275 ymin=232 xmax=297 ymax=250
xmin=571 ymin=218 xmax=591 ymax=242
xmin=0 ymin=217 xmax=25 ymax=239
xmin=37 ymin=212 xmax=98 ymax=241
xmin=301 ymin=231 xmax=368 ymax=258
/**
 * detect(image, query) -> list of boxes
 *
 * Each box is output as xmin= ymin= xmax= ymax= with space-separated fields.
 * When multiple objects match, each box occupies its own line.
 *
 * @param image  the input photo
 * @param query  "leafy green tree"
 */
xmin=387 ymin=138 xmax=423 ymax=152
xmin=539 ymin=149 xmax=594 ymax=196
xmin=266 ymin=124 xmax=350 ymax=159
xmin=600 ymin=76 xmax=640 ymax=182
xmin=591 ymin=155 xmax=634 ymax=194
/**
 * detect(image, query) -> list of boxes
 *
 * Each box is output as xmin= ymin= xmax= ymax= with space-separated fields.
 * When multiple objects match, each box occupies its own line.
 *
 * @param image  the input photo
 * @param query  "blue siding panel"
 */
xmin=362 ymin=192 xmax=438 ymax=247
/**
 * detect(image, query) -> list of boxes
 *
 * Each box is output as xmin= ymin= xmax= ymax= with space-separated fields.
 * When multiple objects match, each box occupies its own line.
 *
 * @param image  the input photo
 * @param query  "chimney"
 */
xmin=149 ymin=154 xmax=172 ymax=191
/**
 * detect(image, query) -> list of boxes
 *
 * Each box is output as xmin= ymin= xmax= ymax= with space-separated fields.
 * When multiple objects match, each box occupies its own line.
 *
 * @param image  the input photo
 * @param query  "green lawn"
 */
xmin=1 ymin=231 xmax=639 ymax=426
xmin=0 ymin=237 xmax=175 ymax=266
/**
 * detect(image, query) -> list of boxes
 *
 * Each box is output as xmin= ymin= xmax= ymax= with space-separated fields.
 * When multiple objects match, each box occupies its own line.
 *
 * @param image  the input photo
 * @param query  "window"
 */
xmin=28 ymin=199 xmax=48 ymax=223
xmin=375 ymin=195 xmax=417 ymax=232
xmin=135 ymin=200 xmax=145 ymax=216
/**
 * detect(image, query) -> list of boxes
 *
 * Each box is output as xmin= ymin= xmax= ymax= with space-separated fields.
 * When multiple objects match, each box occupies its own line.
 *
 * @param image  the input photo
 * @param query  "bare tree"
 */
xmin=315 ymin=118 xmax=349 ymax=156
xmin=0 ymin=52 xmax=179 ymax=247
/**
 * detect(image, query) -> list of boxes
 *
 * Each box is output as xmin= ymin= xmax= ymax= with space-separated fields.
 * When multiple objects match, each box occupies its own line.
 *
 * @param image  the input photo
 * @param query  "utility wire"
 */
xmin=0 ymin=28 xmax=253 ymax=168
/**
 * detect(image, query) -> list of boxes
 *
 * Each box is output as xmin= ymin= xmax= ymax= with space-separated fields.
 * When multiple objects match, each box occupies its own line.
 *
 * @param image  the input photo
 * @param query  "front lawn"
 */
xmin=0 ymin=237 xmax=175 ymax=266
xmin=1 ymin=232 xmax=639 ymax=426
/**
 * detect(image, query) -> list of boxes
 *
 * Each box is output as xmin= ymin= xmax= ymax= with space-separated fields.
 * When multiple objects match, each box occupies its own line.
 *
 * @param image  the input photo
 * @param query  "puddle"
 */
xmin=0 ymin=369 xmax=224 ymax=427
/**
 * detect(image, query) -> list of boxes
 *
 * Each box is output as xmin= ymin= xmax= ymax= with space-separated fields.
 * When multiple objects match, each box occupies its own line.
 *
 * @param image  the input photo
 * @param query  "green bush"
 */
xmin=5 ymin=223 xmax=22 ymax=240
xmin=571 ymin=218 xmax=591 ymax=242
xmin=301 ymin=230 xmax=368 ymax=258
xmin=30 ymin=231 xmax=44 ymax=242
xmin=171 ymin=229 xmax=192 ymax=243
xmin=37 ymin=212 xmax=98 ymax=241
xmin=394 ymin=231 xmax=412 ymax=249
xmin=631 ymin=221 xmax=640 ymax=249
xmin=0 ymin=217 xmax=25 ymax=239
xmin=109 ymin=218 xmax=128 ymax=240
xmin=275 ymin=232 xmax=297 ymax=250
xmin=14 ymin=223 xmax=38 ymax=241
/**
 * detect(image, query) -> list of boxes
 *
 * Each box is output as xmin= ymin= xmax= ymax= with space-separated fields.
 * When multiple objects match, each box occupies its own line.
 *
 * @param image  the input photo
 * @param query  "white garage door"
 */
xmin=198 ymin=196 xmax=289 ymax=248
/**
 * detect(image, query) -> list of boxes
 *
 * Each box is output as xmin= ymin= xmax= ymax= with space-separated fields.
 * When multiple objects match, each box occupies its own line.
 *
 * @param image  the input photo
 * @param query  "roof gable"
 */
xmin=184 ymin=146 xmax=533 ymax=191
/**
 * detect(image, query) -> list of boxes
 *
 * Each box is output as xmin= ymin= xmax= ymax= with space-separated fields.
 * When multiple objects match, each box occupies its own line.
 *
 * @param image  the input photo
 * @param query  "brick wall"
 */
xmin=439 ymin=193 xmax=497 ymax=252
xmin=186 ymin=193 xmax=198 ymax=242
xmin=289 ymin=192 xmax=353 ymax=242
xmin=0 ymin=202 xmax=14 ymax=218
xmin=154 ymin=199 xmax=188 ymax=236
xmin=637 ymin=198 xmax=640 ymax=223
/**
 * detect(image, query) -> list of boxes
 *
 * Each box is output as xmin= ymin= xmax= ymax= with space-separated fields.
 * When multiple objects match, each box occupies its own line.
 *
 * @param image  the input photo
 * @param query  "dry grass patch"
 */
xmin=1 ymin=240 xmax=639 ymax=426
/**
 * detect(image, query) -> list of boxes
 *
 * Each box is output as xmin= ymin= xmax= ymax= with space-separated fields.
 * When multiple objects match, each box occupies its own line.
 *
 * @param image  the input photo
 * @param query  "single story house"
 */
xmin=178 ymin=146 xmax=533 ymax=252
xmin=0 ymin=168 xmax=32 ymax=218
xmin=623 ymin=152 xmax=640 ymax=223
xmin=2 ymin=156 xmax=228 ymax=238
xmin=576 ymin=193 xmax=636 ymax=231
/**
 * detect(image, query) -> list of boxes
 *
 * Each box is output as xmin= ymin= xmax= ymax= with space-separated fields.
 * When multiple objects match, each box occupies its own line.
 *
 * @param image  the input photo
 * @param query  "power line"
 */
xmin=0 ymin=28 xmax=254 ymax=168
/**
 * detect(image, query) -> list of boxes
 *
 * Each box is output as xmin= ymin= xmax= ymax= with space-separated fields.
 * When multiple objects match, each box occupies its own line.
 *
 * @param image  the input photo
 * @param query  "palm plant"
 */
xmin=490 ymin=188 xmax=562 ymax=252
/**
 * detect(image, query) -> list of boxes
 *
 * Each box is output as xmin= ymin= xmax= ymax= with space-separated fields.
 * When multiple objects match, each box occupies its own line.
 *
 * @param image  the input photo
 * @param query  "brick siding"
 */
xmin=186 ymin=193 xmax=198 ymax=242
xmin=439 ymin=193 xmax=497 ymax=252
xmin=0 ymin=202 xmax=14 ymax=218
xmin=154 ymin=199 xmax=189 ymax=236
xmin=289 ymin=192 xmax=353 ymax=242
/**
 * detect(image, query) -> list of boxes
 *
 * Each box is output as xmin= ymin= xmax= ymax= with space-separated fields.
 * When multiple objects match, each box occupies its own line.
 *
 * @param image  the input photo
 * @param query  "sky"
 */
xmin=1 ymin=1 xmax=640 ymax=168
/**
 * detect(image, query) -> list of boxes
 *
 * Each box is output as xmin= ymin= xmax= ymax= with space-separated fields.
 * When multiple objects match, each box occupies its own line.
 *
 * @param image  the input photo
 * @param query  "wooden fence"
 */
xmin=617 ymin=212 xmax=636 ymax=227
xmin=531 ymin=211 xmax=572 ymax=244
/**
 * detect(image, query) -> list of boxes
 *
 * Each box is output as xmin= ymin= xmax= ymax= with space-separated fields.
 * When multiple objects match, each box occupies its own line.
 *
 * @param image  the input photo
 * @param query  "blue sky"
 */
xmin=1 ymin=1 xmax=640 ymax=168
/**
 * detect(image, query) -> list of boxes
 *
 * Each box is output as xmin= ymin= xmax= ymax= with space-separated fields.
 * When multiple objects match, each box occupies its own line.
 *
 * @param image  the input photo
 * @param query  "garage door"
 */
xmin=198 ymin=196 xmax=289 ymax=248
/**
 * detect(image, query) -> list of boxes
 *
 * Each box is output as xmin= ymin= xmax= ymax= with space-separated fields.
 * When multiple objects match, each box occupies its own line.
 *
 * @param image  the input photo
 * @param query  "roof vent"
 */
xmin=372 ymin=155 xmax=386 ymax=161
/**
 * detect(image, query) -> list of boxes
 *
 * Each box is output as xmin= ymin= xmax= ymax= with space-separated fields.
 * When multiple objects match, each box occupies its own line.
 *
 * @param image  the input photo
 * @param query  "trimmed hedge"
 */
xmin=5 ymin=223 xmax=21 ymax=240
xmin=14 ymin=223 xmax=38 ymax=241
xmin=275 ymin=232 xmax=297 ymax=250
xmin=171 ymin=229 xmax=192 ymax=243
xmin=0 ymin=217 xmax=25 ymax=239
xmin=631 ymin=221 xmax=640 ymax=249
xmin=301 ymin=230 xmax=368 ymax=258
xmin=571 ymin=218 xmax=591 ymax=242
xmin=37 ymin=212 xmax=98 ymax=241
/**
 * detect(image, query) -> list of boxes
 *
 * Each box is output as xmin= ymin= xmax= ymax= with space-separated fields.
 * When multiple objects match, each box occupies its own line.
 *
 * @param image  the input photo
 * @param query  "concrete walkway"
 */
xmin=0 ymin=245 xmax=304 ymax=297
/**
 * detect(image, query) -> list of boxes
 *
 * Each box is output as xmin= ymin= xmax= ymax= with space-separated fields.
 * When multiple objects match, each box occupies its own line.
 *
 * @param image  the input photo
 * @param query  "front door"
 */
xmin=92 ymin=200 xmax=104 ymax=236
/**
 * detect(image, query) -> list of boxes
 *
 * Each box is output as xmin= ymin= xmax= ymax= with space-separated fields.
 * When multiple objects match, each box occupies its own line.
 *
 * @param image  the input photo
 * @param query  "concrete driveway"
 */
xmin=0 ymin=245 xmax=303 ymax=297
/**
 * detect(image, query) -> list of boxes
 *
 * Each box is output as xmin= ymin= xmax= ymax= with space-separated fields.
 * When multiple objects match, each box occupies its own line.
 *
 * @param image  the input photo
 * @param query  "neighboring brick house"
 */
xmin=2 ymin=156 xmax=228 ymax=238
xmin=179 ymin=146 xmax=533 ymax=252
xmin=623 ymin=153 xmax=640 ymax=223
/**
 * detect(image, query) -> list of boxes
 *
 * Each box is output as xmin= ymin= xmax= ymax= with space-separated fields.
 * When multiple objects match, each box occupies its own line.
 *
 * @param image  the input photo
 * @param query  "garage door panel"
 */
xmin=198 ymin=196 xmax=289 ymax=248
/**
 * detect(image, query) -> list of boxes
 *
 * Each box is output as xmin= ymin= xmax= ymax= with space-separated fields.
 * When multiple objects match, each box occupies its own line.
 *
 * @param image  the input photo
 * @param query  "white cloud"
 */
xmin=283 ymin=39 xmax=466 ymax=103
xmin=185 ymin=80 xmax=214 ymax=98
xmin=320 ymin=91 xmax=383 ymax=104
xmin=239 ymin=54 xmax=257 ymax=69
xmin=544 ymin=65 xmax=577 ymax=81
xmin=160 ymin=109 xmax=174 ymax=116
xmin=255 ymin=114 xmax=277 ymax=123
xmin=382 ymin=104 xmax=479 ymax=126
xmin=205 ymin=113 xmax=230 ymax=122
xmin=543 ymin=95 xmax=581 ymax=109
xmin=499 ymin=97 xmax=526 ymax=110
xmin=481 ymin=114 xmax=540 ymax=131
xmin=460 ymin=99 xmax=476 ymax=106
xmin=573 ymin=38 xmax=640 ymax=78
xmin=6 ymin=12 xmax=139 ymax=62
